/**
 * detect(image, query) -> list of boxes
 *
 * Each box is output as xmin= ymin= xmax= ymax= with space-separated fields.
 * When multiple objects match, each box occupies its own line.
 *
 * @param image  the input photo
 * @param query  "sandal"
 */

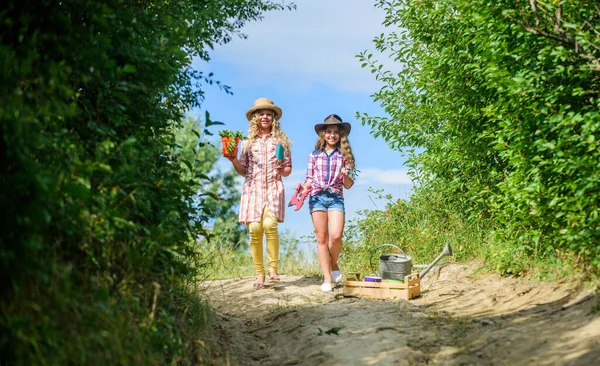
xmin=295 ymin=187 xmax=311 ymax=211
xmin=269 ymin=270 xmax=280 ymax=282
xmin=288 ymin=184 xmax=302 ymax=207
xmin=288 ymin=183 xmax=311 ymax=211
xmin=253 ymin=275 xmax=265 ymax=290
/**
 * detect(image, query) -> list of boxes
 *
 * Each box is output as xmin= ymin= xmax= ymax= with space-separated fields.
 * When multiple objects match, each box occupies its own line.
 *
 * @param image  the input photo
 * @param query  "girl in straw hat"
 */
xmin=300 ymin=114 xmax=356 ymax=292
xmin=226 ymin=98 xmax=292 ymax=289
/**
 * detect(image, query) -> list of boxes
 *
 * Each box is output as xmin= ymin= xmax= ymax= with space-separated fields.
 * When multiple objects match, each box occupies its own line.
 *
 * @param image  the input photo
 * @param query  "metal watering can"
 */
xmin=370 ymin=243 xmax=453 ymax=280
xmin=370 ymin=244 xmax=412 ymax=281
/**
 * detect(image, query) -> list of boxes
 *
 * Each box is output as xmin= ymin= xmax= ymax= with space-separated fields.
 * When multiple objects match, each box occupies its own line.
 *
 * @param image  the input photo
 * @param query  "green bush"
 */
xmin=358 ymin=0 xmax=600 ymax=274
xmin=0 ymin=0 xmax=293 ymax=363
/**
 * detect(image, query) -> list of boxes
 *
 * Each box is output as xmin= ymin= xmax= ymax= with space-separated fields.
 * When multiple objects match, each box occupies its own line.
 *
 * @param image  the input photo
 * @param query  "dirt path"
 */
xmin=203 ymin=262 xmax=600 ymax=365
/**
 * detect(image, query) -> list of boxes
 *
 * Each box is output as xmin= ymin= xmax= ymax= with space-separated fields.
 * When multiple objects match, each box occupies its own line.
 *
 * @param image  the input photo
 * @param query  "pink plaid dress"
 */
xmin=238 ymin=134 xmax=292 ymax=224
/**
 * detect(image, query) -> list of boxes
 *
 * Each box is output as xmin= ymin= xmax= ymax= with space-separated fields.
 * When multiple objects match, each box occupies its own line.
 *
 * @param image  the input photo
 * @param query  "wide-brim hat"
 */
xmin=245 ymin=98 xmax=283 ymax=121
xmin=314 ymin=114 xmax=351 ymax=135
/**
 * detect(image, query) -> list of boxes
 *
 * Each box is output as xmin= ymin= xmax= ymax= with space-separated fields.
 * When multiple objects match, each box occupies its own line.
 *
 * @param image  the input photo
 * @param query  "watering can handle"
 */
xmin=369 ymin=244 xmax=407 ymax=276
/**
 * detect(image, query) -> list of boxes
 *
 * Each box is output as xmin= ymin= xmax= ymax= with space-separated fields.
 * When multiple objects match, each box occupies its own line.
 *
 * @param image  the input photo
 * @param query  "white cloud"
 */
xmin=202 ymin=0 xmax=396 ymax=93
xmin=356 ymin=167 xmax=413 ymax=185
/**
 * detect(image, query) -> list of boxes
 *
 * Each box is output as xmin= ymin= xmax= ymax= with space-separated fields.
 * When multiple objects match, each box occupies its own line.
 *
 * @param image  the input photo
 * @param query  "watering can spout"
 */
xmin=443 ymin=242 xmax=453 ymax=256
xmin=419 ymin=242 xmax=453 ymax=279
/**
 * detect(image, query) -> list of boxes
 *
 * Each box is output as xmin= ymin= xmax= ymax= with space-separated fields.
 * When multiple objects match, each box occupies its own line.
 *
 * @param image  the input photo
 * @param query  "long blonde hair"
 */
xmin=246 ymin=111 xmax=292 ymax=150
xmin=314 ymin=125 xmax=355 ymax=169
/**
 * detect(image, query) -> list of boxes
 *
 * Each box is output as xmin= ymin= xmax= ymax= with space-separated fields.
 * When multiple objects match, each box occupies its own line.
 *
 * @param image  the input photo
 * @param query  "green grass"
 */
xmin=335 ymin=188 xmax=599 ymax=283
xmin=200 ymin=230 xmax=321 ymax=280
xmin=338 ymin=189 xmax=488 ymax=278
xmin=199 ymin=191 xmax=600 ymax=287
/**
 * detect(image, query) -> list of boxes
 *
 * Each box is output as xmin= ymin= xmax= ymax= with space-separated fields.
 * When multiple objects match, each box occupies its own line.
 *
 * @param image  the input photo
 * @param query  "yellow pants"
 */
xmin=248 ymin=206 xmax=279 ymax=276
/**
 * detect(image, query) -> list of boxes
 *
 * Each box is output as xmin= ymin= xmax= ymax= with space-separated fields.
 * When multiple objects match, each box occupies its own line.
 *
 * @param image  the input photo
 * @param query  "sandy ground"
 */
xmin=202 ymin=261 xmax=600 ymax=365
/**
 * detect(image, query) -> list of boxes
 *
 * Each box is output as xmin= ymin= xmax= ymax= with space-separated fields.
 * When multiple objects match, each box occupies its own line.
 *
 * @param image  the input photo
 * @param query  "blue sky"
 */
xmin=192 ymin=0 xmax=414 ymax=242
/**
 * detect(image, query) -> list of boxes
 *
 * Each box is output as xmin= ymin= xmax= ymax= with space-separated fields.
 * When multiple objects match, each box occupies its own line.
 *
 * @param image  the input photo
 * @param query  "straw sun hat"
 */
xmin=314 ymin=114 xmax=352 ymax=135
xmin=245 ymin=98 xmax=283 ymax=121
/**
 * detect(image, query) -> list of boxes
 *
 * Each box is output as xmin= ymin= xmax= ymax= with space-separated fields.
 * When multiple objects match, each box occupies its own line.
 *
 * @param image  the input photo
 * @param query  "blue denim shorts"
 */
xmin=308 ymin=191 xmax=345 ymax=214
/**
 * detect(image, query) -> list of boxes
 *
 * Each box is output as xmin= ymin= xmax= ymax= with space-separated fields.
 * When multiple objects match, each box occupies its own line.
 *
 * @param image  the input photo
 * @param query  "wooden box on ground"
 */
xmin=342 ymin=273 xmax=421 ymax=300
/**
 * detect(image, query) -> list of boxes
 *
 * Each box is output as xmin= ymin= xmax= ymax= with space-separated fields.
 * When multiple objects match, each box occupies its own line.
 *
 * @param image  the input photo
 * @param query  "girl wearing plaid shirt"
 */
xmin=301 ymin=114 xmax=356 ymax=292
xmin=227 ymin=98 xmax=292 ymax=290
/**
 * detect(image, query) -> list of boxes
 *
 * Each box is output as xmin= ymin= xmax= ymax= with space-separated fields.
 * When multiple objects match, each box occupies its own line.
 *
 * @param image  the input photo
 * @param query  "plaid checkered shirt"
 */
xmin=304 ymin=148 xmax=348 ymax=197
xmin=238 ymin=134 xmax=292 ymax=224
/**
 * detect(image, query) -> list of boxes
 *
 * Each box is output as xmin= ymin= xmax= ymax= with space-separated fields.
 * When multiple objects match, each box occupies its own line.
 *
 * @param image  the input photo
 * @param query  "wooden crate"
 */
xmin=342 ymin=273 xmax=421 ymax=300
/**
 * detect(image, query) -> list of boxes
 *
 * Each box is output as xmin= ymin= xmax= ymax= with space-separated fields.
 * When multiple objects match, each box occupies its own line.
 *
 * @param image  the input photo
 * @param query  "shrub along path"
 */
xmin=203 ymin=262 xmax=599 ymax=365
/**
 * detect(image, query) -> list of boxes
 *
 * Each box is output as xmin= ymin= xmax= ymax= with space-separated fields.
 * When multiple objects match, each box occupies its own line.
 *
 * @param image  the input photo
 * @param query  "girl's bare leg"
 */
xmin=327 ymin=211 xmax=345 ymax=271
xmin=311 ymin=211 xmax=332 ymax=283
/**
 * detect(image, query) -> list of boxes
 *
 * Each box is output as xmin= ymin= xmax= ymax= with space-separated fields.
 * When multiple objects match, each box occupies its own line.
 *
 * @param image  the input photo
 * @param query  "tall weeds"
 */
xmin=341 ymin=188 xmax=487 ymax=277
xmin=200 ymin=230 xmax=320 ymax=280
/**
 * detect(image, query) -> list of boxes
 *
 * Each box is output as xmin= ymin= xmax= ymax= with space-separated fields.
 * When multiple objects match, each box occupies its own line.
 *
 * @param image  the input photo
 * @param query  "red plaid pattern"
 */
xmin=305 ymin=148 xmax=348 ymax=197
xmin=238 ymin=134 xmax=292 ymax=224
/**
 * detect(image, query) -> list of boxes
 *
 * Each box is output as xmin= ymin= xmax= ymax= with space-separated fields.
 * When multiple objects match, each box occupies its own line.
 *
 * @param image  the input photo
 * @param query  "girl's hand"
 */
xmin=341 ymin=166 xmax=356 ymax=189
xmin=275 ymin=161 xmax=292 ymax=177
xmin=275 ymin=161 xmax=285 ymax=175
xmin=300 ymin=182 xmax=312 ymax=195
xmin=341 ymin=166 xmax=359 ymax=180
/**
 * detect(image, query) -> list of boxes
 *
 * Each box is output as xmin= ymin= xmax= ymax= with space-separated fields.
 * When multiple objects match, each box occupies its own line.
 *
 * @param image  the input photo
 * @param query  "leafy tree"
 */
xmin=359 ymin=0 xmax=600 ymax=273
xmin=173 ymin=114 xmax=248 ymax=249
xmin=0 ymin=0 xmax=294 ymax=363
